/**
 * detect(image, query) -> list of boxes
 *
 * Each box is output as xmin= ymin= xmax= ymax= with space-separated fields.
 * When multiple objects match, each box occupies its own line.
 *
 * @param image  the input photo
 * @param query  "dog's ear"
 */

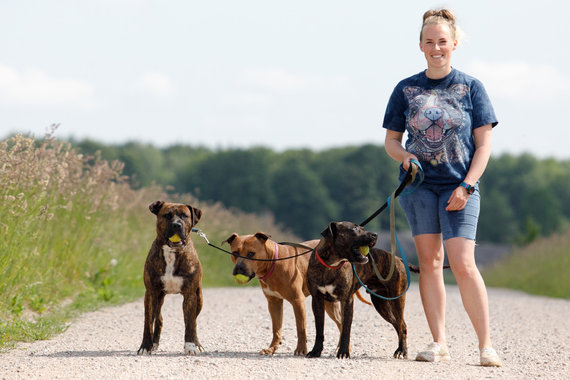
xmin=149 ymin=201 xmax=164 ymax=215
xmin=254 ymin=232 xmax=270 ymax=242
xmin=321 ymin=222 xmax=338 ymax=240
xmin=221 ymin=233 xmax=238 ymax=246
xmin=187 ymin=205 xmax=202 ymax=226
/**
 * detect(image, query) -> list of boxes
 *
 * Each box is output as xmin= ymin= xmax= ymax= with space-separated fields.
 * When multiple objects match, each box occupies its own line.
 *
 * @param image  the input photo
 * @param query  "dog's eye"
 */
xmin=163 ymin=212 xmax=173 ymax=219
xmin=180 ymin=213 xmax=189 ymax=219
xmin=247 ymin=251 xmax=255 ymax=258
xmin=231 ymin=251 xmax=239 ymax=257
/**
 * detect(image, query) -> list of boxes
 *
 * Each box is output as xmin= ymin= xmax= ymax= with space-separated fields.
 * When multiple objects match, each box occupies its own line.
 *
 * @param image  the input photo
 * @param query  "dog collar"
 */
xmin=258 ymin=242 xmax=278 ymax=281
xmin=315 ymin=249 xmax=345 ymax=270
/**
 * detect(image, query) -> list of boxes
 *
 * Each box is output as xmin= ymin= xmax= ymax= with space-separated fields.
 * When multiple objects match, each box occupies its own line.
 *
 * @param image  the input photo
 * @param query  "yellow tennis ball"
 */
xmin=234 ymin=274 xmax=250 ymax=284
xmin=169 ymin=234 xmax=181 ymax=243
xmin=359 ymin=246 xmax=370 ymax=256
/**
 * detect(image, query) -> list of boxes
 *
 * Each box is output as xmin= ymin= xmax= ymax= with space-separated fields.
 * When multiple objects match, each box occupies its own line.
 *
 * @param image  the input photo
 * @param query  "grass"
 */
xmin=482 ymin=230 xmax=570 ymax=299
xmin=0 ymin=133 xmax=298 ymax=350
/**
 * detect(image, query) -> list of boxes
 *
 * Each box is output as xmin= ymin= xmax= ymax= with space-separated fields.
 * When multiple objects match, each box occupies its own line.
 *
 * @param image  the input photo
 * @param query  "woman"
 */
xmin=382 ymin=9 xmax=501 ymax=367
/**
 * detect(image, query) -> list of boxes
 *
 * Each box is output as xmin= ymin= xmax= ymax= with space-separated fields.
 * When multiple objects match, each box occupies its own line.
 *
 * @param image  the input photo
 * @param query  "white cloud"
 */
xmin=137 ymin=73 xmax=175 ymax=97
xmin=240 ymin=67 xmax=349 ymax=92
xmin=0 ymin=64 xmax=96 ymax=109
xmin=467 ymin=60 xmax=570 ymax=103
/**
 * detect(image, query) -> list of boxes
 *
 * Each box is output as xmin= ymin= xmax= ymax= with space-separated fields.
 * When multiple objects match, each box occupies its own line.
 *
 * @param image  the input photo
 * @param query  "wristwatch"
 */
xmin=460 ymin=181 xmax=475 ymax=195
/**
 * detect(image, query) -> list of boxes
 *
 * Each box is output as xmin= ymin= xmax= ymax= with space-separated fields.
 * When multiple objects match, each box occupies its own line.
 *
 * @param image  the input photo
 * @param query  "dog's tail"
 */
xmin=408 ymin=264 xmax=420 ymax=273
xmin=355 ymin=289 xmax=372 ymax=306
xmin=408 ymin=264 xmax=451 ymax=273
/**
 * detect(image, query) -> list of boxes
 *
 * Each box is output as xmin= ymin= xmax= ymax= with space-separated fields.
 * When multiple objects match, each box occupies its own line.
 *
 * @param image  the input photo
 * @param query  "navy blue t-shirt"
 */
xmin=382 ymin=68 xmax=498 ymax=185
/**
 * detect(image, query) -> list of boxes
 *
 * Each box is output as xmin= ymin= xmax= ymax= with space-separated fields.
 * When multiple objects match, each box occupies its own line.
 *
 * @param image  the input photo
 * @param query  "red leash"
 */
xmin=315 ymin=249 xmax=345 ymax=269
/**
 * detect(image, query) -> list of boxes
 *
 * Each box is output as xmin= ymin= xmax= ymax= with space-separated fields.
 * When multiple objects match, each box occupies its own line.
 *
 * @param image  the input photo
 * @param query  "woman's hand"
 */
xmin=402 ymin=153 xmax=419 ymax=171
xmin=446 ymin=186 xmax=470 ymax=211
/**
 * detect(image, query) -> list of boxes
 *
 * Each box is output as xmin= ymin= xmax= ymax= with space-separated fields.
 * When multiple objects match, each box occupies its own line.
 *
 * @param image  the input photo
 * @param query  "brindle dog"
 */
xmin=306 ymin=221 xmax=417 ymax=359
xmin=137 ymin=201 xmax=204 ymax=356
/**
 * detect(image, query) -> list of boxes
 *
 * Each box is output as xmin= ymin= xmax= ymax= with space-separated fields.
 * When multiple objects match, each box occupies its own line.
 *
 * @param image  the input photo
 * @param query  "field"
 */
xmin=1 ymin=133 xmax=568 ymax=351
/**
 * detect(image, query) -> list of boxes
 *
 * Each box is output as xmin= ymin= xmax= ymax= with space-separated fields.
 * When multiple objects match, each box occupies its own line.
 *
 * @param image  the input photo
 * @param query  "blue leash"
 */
xmin=353 ymin=160 xmax=423 ymax=301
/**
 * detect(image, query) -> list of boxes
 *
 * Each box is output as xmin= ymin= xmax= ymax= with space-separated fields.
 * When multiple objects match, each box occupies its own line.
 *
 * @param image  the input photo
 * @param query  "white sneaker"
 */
xmin=415 ymin=342 xmax=451 ymax=362
xmin=480 ymin=347 xmax=502 ymax=367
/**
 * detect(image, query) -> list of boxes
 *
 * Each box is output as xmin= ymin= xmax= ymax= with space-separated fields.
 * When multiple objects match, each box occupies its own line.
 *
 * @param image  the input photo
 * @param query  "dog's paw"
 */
xmin=294 ymin=346 xmax=307 ymax=356
xmin=259 ymin=346 xmax=277 ymax=355
xmin=336 ymin=349 xmax=350 ymax=359
xmin=184 ymin=342 xmax=202 ymax=355
xmin=137 ymin=342 xmax=158 ymax=355
xmin=306 ymin=348 xmax=322 ymax=358
xmin=393 ymin=348 xmax=407 ymax=359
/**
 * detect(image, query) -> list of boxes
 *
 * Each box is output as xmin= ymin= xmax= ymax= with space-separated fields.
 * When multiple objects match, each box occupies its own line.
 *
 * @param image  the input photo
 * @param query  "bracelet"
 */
xmin=460 ymin=181 xmax=475 ymax=195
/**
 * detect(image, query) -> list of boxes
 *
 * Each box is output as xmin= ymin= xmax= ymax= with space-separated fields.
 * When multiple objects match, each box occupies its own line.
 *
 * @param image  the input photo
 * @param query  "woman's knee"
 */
xmin=446 ymin=237 xmax=480 ymax=280
xmin=415 ymin=234 xmax=445 ymax=271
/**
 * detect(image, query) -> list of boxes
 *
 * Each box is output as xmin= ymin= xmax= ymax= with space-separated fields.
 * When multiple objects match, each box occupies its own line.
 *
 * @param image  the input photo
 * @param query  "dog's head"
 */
xmin=221 ymin=232 xmax=272 ymax=284
xmin=320 ymin=221 xmax=377 ymax=265
xmin=149 ymin=201 xmax=202 ymax=248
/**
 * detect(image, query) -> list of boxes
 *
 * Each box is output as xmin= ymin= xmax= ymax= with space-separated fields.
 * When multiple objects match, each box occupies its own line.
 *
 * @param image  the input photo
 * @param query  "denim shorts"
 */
xmin=398 ymin=182 xmax=480 ymax=241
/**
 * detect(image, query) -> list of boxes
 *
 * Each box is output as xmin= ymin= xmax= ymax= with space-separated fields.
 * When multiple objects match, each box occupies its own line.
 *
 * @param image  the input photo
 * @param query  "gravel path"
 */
xmin=1 ymin=284 xmax=568 ymax=379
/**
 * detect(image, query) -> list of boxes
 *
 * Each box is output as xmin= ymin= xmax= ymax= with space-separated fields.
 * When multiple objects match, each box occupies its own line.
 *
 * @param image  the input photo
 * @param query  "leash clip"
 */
xmin=192 ymin=228 xmax=210 ymax=245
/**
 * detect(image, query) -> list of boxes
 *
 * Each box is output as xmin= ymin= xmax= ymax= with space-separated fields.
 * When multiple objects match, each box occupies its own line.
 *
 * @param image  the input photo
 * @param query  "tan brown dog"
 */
xmin=306 ymin=221 xmax=417 ymax=359
xmin=137 ymin=201 xmax=204 ymax=356
xmin=222 ymin=232 xmax=343 ymax=356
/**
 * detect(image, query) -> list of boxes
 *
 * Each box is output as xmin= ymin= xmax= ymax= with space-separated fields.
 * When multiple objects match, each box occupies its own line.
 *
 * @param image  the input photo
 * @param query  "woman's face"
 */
xmin=420 ymin=23 xmax=457 ymax=75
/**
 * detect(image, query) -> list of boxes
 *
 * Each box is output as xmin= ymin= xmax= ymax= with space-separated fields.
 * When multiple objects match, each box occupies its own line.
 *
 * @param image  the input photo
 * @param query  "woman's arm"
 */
xmin=384 ymin=130 xmax=418 ymax=170
xmin=446 ymin=124 xmax=493 ymax=211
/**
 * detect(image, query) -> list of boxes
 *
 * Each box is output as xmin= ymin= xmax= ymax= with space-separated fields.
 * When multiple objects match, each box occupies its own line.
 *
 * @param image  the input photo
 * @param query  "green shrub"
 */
xmin=483 ymin=229 xmax=570 ymax=299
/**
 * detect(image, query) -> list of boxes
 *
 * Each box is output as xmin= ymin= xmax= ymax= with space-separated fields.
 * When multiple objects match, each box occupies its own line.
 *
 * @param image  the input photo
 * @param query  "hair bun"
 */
xmin=423 ymin=8 xmax=455 ymax=24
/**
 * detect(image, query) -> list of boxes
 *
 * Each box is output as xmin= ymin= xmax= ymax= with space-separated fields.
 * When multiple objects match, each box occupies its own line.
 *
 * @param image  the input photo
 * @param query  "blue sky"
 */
xmin=1 ymin=0 xmax=569 ymax=158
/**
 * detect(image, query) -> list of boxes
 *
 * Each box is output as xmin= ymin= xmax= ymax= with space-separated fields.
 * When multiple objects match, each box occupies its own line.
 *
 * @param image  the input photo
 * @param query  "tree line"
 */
xmin=73 ymin=139 xmax=570 ymax=244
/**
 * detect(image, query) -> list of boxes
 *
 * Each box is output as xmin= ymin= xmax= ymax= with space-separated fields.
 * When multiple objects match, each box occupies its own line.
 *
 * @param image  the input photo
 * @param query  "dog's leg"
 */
xmin=291 ymin=297 xmax=308 ymax=356
xmin=151 ymin=292 xmax=166 ymax=350
xmin=337 ymin=297 xmax=354 ymax=359
xmin=137 ymin=289 xmax=158 ymax=355
xmin=261 ymin=296 xmax=284 ymax=355
xmin=307 ymin=294 xmax=326 ymax=358
xmin=324 ymin=300 xmax=343 ymax=349
xmin=182 ymin=286 xmax=203 ymax=355
xmin=370 ymin=295 xmax=408 ymax=359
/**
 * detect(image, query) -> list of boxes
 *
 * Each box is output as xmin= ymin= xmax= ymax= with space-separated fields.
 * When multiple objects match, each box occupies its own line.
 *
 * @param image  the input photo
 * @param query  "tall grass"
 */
xmin=0 ymin=133 xmax=299 ymax=349
xmin=483 ymin=229 xmax=570 ymax=299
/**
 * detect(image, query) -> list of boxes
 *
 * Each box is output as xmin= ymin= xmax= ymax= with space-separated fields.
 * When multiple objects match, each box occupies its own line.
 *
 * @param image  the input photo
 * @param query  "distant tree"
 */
xmin=269 ymin=155 xmax=338 ymax=238
xmin=189 ymin=148 xmax=275 ymax=213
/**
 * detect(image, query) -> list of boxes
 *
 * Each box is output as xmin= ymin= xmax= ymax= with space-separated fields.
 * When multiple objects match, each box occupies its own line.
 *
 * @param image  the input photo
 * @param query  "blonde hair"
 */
xmin=420 ymin=8 xmax=464 ymax=43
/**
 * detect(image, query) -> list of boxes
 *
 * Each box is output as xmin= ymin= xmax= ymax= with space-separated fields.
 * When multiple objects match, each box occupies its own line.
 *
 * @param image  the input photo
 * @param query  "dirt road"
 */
xmin=1 ymin=285 xmax=568 ymax=379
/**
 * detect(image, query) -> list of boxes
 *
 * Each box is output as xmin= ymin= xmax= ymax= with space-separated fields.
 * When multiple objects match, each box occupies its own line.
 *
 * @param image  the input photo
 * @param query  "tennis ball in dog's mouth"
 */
xmin=169 ymin=234 xmax=181 ymax=243
xmin=359 ymin=246 xmax=370 ymax=256
xmin=234 ymin=274 xmax=250 ymax=284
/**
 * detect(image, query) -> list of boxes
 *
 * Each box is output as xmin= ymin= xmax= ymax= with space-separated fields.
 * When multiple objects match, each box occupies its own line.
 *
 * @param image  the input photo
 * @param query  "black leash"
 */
xmin=192 ymin=228 xmax=314 ymax=262
xmin=359 ymin=160 xmax=421 ymax=227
